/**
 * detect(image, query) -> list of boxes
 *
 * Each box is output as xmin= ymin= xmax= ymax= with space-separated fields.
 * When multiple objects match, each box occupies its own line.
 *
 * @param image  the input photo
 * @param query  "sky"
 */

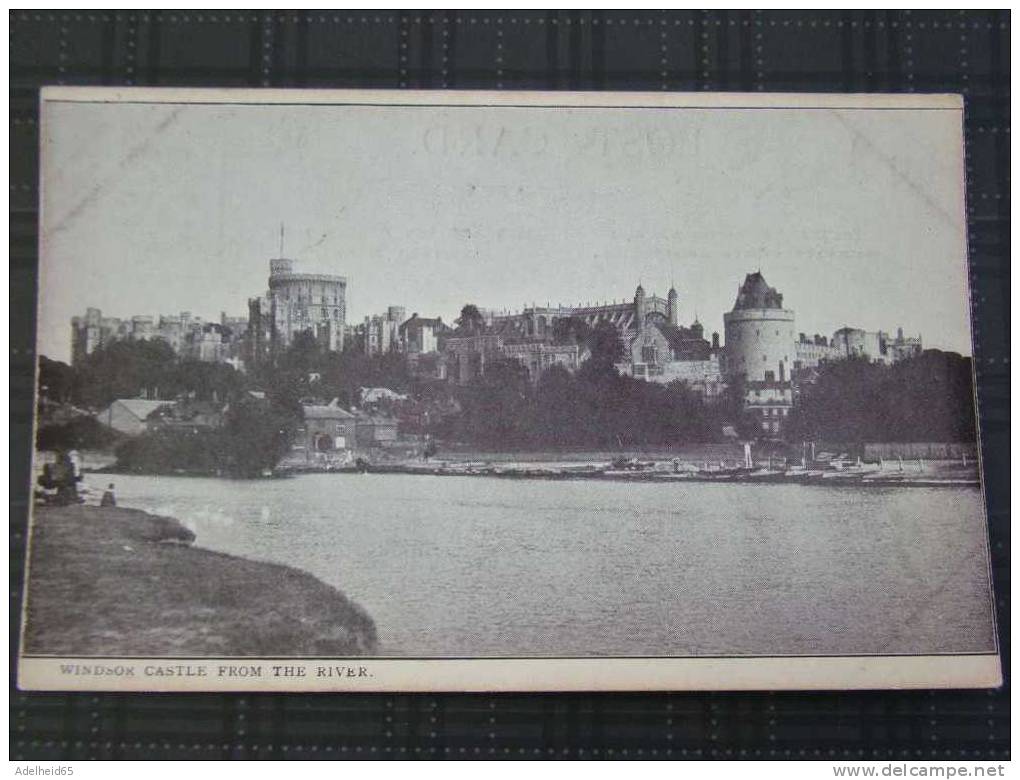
xmin=38 ymin=94 xmax=972 ymax=363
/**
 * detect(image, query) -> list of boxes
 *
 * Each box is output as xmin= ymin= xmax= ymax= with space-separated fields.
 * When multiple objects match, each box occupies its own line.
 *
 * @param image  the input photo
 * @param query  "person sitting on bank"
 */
xmin=100 ymin=483 xmax=116 ymax=507
xmin=40 ymin=450 xmax=81 ymax=506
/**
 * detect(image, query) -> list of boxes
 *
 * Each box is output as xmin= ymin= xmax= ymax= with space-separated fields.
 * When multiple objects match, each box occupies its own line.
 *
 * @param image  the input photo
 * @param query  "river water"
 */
xmin=90 ymin=473 xmax=996 ymax=657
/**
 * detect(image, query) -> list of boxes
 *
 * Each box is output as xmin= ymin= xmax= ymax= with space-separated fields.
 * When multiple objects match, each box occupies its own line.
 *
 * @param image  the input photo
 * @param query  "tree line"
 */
xmin=785 ymin=350 xmax=976 ymax=444
xmin=443 ymin=359 xmax=723 ymax=450
xmin=112 ymin=394 xmax=296 ymax=478
xmin=36 ymin=334 xmax=414 ymax=476
xmin=37 ymin=325 xmax=978 ymax=475
xmin=39 ymin=340 xmax=242 ymax=410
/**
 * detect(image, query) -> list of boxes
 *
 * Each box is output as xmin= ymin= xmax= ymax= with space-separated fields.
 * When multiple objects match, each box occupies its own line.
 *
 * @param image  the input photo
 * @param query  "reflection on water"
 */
xmin=91 ymin=473 xmax=996 ymax=657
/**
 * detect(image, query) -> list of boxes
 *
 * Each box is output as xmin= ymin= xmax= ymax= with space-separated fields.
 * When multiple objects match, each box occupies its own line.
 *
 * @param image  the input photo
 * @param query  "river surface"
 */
xmin=90 ymin=473 xmax=997 ymax=657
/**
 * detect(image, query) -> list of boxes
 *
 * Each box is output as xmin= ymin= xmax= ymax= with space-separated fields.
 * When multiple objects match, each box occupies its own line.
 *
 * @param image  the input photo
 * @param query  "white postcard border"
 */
xmin=19 ymin=86 xmax=1000 ymax=693
xmin=18 ymin=654 xmax=1003 ymax=693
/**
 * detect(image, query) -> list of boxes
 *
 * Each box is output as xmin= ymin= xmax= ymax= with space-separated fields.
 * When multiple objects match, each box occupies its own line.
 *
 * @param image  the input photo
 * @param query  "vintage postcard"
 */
xmin=19 ymin=88 xmax=999 ymax=691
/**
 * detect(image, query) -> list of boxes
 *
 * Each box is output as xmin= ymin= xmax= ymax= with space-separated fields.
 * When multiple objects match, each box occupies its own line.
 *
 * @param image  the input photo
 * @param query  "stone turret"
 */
xmin=667 ymin=286 xmax=679 ymax=326
xmin=721 ymin=272 xmax=797 ymax=437
xmin=634 ymin=284 xmax=646 ymax=331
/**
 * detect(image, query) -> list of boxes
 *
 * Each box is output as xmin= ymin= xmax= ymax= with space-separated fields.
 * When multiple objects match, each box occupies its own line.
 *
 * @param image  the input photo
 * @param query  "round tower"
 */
xmin=723 ymin=272 xmax=795 ymax=384
xmin=634 ymin=284 xmax=646 ymax=331
xmin=723 ymin=272 xmax=796 ymax=436
xmin=667 ymin=286 xmax=679 ymax=326
xmin=266 ymin=256 xmax=348 ymax=353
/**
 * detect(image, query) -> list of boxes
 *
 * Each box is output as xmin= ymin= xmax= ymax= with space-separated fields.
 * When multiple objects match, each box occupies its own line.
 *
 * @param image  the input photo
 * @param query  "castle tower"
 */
xmin=634 ymin=284 xmax=646 ymax=331
xmin=723 ymin=272 xmax=796 ymax=436
xmin=265 ymin=256 xmax=347 ymax=353
xmin=667 ymin=286 xmax=679 ymax=326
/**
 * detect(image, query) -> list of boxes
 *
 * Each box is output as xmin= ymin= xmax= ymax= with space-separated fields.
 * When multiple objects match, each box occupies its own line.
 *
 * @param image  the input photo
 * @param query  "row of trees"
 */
xmin=39 ymin=340 xmax=243 ymax=410
xmin=39 ymin=332 xmax=412 ymax=418
xmin=785 ymin=350 xmax=976 ymax=443
xmin=38 ymin=320 xmax=978 ymax=473
xmin=436 ymin=313 xmax=724 ymax=449
xmin=37 ymin=335 xmax=413 ymax=475
xmin=113 ymin=395 xmax=296 ymax=478
xmin=255 ymin=331 xmax=411 ymax=413
xmin=444 ymin=360 xmax=724 ymax=450
xmin=38 ymin=342 xmax=257 ymax=459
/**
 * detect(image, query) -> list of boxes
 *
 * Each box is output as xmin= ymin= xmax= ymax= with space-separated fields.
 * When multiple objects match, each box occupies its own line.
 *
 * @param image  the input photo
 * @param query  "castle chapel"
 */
xmin=444 ymin=284 xmax=726 ymax=400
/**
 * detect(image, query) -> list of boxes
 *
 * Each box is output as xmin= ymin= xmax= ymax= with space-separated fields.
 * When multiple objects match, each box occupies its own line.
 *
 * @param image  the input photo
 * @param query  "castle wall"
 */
xmin=501 ymin=342 xmax=581 ymax=382
xmin=794 ymin=339 xmax=843 ymax=371
xmin=831 ymin=328 xmax=884 ymax=363
xmin=618 ymin=356 xmax=724 ymax=399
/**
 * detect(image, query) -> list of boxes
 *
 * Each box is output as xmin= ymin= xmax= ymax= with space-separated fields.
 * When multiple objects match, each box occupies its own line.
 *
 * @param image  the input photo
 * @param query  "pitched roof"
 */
xmin=109 ymin=399 xmax=174 ymax=420
xmin=169 ymin=400 xmax=225 ymax=421
xmin=732 ymin=272 xmax=784 ymax=310
xmin=302 ymin=404 xmax=356 ymax=420
xmin=655 ymin=323 xmax=712 ymax=360
xmin=400 ymin=314 xmax=443 ymax=332
xmin=353 ymin=412 xmax=399 ymax=425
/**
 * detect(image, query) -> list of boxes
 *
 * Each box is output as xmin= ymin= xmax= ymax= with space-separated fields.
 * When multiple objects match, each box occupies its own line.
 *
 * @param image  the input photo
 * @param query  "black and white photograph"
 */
xmin=19 ymin=88 xmax=998 ymax=691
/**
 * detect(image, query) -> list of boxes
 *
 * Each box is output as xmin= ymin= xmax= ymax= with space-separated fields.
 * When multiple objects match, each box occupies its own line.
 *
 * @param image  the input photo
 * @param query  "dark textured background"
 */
xmin=10 ymin=9 xmax=1010 ymax=761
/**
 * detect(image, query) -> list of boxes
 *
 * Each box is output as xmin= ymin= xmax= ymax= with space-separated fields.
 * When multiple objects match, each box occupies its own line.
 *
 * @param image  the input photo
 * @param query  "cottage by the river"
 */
xmin=94 ymin=398 xmax=175 ymax=437
xmin=297 ymin=400 xmax=357 ymax=462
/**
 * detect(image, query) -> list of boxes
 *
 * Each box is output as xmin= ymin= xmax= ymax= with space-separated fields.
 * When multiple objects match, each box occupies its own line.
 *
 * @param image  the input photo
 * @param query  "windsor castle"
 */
xmin=71 ymin=257 xmax=923 ymax=437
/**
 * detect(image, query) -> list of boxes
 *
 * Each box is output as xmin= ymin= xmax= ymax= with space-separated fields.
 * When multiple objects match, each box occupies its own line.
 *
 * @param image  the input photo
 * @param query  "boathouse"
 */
xmin=296 ymin=400 xmax=357 ymax=466
xmin=94 ymin=398 xmax=175 ymax=437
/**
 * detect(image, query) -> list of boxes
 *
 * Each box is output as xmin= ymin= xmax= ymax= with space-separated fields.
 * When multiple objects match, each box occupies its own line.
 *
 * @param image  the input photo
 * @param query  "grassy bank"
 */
xmin=22 ymin=505 xmax=377 ymax=657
